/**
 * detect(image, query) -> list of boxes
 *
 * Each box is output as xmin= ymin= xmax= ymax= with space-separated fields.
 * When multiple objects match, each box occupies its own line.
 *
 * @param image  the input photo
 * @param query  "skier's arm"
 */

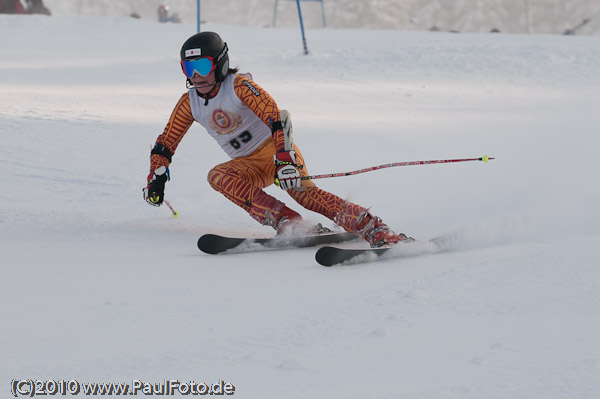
xmin=233 ymin=75 xmax=286 ymax=152
xmin=144 ymin=93 xmax=194 ymax=206
xmin=150 ymin=93 xmax=195 ymax=171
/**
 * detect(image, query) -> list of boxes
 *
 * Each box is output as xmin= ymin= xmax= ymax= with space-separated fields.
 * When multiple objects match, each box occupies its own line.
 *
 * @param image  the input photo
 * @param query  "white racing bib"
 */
xmin=188 ymin=74 xmax=272 ymax=159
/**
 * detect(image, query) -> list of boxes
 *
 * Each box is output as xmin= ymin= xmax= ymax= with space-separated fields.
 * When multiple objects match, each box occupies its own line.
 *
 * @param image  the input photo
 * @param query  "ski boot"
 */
xmin=274 ymin=207 xmax=304 ymax=235
xmin=276 ymin=208 xmax=335 ymax=237
xmin=355 ymin=211 xmax=413 ymax=248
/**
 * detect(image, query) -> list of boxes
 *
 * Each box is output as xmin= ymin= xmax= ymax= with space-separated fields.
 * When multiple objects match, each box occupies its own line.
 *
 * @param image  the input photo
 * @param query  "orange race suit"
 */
xmin=149 ymin=73 xmax=374 ymax=234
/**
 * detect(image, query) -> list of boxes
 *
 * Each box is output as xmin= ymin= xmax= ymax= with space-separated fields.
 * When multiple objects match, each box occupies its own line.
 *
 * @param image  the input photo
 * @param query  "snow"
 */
xmin=42 ymin=0 xmax=600 ymax=35
xmin=2 ymin=12 xmax=600 ymax=399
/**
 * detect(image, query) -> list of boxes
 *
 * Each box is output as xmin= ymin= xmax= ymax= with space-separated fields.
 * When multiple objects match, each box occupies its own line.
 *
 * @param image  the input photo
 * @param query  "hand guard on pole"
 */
xmin=274 ymin=150 xmax=302 ymax=190
xmin=143 ymin=166 xmax=170 ymax=206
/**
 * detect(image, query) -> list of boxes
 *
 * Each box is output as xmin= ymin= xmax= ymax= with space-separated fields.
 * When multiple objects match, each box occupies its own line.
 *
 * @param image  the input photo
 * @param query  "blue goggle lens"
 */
xmin=182 ymin=58 xmax=215 ymax=78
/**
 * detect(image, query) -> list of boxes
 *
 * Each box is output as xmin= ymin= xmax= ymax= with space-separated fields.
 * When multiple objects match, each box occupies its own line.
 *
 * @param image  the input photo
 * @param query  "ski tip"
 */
xmin=197 ymin=234 xmax=225 ymax=255
xmin=315 ymin=247 xmax=336 ymax=267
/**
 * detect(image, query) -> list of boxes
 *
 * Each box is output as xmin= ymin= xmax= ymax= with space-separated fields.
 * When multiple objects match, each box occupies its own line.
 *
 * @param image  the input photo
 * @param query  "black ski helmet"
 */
xmin=180 ymin=32 xmax=229 ymax=82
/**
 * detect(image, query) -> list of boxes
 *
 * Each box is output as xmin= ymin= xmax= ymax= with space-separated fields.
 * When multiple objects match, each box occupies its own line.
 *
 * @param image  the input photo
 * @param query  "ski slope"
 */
xmin=1 ymin=14 xmax=600 ymax=399
xmin=43 ymin=0 xmax=600 ymax=35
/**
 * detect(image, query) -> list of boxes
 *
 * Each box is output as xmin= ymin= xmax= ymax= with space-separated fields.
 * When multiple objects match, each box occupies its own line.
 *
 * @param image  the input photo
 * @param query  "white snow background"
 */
xmin=1 ymin=10 xmax=600 ymax=399
xmin=42 ymin=0 xmax=600 ymax=35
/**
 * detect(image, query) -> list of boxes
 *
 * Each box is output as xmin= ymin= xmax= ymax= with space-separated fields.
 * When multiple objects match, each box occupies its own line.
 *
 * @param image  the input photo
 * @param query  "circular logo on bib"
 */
xmin=210 ymin=109 xmax=242 ymax=135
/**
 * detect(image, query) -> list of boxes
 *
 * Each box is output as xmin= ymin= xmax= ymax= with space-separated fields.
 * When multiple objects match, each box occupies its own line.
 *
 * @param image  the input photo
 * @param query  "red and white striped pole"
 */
xmin=302 ymin=155 xmax=494 ymax=180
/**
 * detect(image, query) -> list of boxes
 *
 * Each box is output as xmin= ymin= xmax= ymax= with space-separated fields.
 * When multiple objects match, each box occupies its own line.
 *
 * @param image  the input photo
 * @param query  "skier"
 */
xmin=157 ymin=4 xmax=180 ymax=23
xmin=143 ymin=32 xmax=410 ymax=248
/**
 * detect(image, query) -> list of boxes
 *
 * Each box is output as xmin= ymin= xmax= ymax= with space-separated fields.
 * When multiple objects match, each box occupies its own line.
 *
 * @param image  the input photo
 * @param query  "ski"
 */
xmin=315 ymin=236 xmax=450 ymax=267
xmin=198 ymin=231 xmax=359 ymax=255
xmin=316 ymin=245 xmax=390 ymax=266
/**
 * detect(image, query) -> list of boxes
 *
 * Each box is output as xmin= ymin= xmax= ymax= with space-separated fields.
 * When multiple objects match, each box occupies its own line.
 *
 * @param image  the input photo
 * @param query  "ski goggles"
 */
xmin=181 ymin=57 xmax=216 ymax=78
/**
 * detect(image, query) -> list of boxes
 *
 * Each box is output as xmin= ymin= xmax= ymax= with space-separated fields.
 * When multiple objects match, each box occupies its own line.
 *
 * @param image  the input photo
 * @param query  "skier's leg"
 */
xmin=288 ymin=186 xmax=410 ymax=247
xmin=207 ymin=140 xmax=301 ymax=231
xmin=286 ymin=186 xmax=363 ymax=231
xmin=286 ymin=145 xmax=410 ymax=246
xmin=285 ymin=146 xmax=367 ymax=231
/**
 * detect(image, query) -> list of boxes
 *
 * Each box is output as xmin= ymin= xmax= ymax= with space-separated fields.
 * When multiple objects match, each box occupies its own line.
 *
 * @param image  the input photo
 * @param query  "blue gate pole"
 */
xmin=295 ymin=0 xmax=309 ymax=55
xmin=197 ymin=0 xmax=201 ymax=32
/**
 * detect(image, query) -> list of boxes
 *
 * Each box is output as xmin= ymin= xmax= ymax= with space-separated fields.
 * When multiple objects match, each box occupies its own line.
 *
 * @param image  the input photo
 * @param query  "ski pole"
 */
xmin=164 ymin=199 xmax=179 ymax=218
xmin=301 ymin=155 xmax=494 ymax=180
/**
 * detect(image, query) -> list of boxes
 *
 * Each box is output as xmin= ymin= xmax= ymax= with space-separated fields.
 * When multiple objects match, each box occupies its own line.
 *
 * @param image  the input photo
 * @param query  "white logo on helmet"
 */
xmin=185 ymin=48 xmax=202 ymax=57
